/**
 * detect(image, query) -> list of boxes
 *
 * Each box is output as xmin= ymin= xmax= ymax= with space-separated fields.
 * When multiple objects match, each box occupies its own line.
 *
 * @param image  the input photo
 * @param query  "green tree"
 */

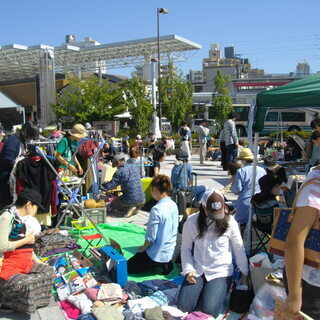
xmin=159 ymin=64 xmax=193 ymax=132
xmin=211 ymin=70 xmax=234 ymax=130
xmin=51 ymin=75 xmax=127 ymax=124
xmin=123 ymin=76 xmax=154 ymax=136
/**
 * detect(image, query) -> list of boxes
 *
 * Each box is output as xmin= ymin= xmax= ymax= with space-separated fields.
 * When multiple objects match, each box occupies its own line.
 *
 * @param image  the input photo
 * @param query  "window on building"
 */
xmin=194 ymin=86 xmax=203 ymax=92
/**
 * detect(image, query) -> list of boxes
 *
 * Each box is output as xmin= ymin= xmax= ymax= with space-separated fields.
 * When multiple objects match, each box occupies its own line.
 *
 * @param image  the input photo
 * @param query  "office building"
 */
xmin=296 ymin=62 xmax=310 ymax=77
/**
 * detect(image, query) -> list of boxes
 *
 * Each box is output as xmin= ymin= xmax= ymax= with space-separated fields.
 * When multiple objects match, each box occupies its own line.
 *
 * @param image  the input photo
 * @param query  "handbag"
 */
xmin=268 ymin=178 xmax=320 ymax=269
xmin=229 ymin=270 xmax=254 ymax=313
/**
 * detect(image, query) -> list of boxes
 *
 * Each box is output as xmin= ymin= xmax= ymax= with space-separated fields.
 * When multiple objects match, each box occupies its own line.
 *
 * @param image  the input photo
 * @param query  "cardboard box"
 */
xmin=73 ymin=249 xmax=93 ymax=268
xmin=185 ymin=208 xmax=199 ymax=216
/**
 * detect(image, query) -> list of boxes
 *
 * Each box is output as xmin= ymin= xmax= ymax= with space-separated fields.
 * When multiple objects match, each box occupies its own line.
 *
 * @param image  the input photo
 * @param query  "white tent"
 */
xmin=0 ymin=92 xmax=18 ymax=108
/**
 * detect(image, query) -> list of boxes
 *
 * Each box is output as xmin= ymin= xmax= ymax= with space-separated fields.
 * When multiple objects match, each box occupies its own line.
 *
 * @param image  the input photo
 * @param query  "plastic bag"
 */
xmin=247 ymin=283 xmax=286 ymax=320
xmin=249 ymin=253 xmax=274 ymax=294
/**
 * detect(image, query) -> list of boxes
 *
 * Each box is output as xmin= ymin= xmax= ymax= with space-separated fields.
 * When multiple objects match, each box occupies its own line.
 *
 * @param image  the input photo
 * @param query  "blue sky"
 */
xmin=1 ymin=0 xmax=319 ymax=77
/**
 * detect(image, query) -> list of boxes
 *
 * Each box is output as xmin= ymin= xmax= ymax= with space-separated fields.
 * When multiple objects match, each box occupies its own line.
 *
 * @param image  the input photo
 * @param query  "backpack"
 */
xmin=179 ymin=127 xmax=188 ymax=137
xmin=78 ymin=140 xmax=98 ymax=159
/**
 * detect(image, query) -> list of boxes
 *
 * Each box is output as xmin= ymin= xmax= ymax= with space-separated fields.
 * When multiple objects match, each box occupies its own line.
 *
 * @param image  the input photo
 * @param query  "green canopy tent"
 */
xmin=246 ymin=74 xmax=320 ymax=253
xmin=254 ymin=73 xmax=320 ymax=132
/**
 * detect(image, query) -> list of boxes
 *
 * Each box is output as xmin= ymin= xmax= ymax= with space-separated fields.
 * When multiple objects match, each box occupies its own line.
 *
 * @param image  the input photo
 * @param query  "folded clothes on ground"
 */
xmin=144 ymin=307 xmax=164 ymax=320
xmin=60 ymin=300 xmax=81 ymax=319
xmin=92 ymin=305 xmax=124 ymax=320
xmin=138 ymin=280 xmax=178 ymax=296
xmin=67 ymin=293 xmax=93 ymax=314
xmin=97 ymin=283 xmax=123 ymax=302
xmin=124 ymin=281 xmax=144 ymax=300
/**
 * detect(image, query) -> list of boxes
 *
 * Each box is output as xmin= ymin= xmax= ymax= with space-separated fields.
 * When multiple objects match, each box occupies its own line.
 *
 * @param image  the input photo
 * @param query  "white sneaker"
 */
xmin=124 ymin=207 xmax=137 ymax=218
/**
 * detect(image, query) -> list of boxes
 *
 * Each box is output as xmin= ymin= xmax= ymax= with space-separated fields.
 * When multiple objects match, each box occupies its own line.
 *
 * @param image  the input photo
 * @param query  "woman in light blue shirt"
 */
xmin=231 ymin=148 xmax=266 ymax=228
xmin=127 ymin=175 xmax=179 ymax=275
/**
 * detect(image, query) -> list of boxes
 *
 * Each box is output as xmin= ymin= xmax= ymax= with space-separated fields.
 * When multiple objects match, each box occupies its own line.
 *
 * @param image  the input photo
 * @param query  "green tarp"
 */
xmin=71 ymin=223 xmax=180 ymax=282
xmin=255 ymin=73 xmax=320 ymax=131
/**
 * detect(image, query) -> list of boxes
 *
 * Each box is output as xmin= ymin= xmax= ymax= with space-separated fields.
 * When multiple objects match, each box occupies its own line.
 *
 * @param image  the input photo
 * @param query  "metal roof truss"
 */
xmin=0 ymin=35 xmax=201 ymax=81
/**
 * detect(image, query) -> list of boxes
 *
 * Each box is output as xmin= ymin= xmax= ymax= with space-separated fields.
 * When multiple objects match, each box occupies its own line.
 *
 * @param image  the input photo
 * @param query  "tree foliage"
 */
xmin=51 ymin=75 xmax=154 ymax=135
xmin=51 ymin=75 xmax=127 ymax=124
xmin=123 ymin=76 xmax=154 ymax=136
xmin=211 ymin=70 xmax=234 ymax=130
xmin=159 ymin=64 xmax=193 ymax=132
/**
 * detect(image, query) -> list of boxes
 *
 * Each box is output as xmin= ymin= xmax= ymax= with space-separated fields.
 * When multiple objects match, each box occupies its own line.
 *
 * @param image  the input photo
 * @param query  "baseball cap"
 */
xmin=44 ymin=123 xmax=57 ymax=131
xmin=112 ymin=154 xmax=126 ymax=165
xmin=85 ymin=122 xmax=92 ymax=130
xmin=16 ymin=188 xmax=46 ymax=212
xmin=200 ymin=188 xmax=226 ymax=220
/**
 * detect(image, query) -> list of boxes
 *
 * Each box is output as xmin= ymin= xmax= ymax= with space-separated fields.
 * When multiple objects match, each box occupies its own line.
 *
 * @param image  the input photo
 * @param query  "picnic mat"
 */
xmin=70 ymin=223 xmax=181 ymax=281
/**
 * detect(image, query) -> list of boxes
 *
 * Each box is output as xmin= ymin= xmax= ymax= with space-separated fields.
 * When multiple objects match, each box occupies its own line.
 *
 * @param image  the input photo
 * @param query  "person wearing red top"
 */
xmin=0 ymin=189 xmax=54 ymax=314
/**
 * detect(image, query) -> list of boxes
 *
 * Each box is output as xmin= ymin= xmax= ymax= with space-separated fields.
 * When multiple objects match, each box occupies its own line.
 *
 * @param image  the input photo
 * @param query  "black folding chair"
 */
xmin=250 ymin=204 xmax=278 ymax=260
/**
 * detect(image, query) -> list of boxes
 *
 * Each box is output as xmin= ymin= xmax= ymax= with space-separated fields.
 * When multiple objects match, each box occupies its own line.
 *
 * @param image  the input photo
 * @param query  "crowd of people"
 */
xmin=0 ymin=116 xmax=318 ymax=319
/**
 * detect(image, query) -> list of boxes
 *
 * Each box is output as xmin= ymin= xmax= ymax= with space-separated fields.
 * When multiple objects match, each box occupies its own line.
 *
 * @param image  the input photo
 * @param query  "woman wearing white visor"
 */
xmin=177 ymin=188 xmax=248 ymax=317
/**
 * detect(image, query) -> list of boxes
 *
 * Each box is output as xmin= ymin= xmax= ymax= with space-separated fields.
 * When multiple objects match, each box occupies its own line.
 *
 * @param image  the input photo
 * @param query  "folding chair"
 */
xmin=82 ymin=234 xmax=103 ymax=255
xmin=250 ymin=204 xmax=278 ymax=259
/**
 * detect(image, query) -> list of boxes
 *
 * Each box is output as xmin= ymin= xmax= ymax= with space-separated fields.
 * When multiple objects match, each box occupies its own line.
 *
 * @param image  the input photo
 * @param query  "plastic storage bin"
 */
xmin=82 ymin=208 xmax=107 ymax=224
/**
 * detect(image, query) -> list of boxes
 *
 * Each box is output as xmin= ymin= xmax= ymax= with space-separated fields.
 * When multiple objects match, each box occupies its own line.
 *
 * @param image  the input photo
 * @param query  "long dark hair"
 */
xmin=251 ymin=191 xmax=276 ymax=205
xmin=197 ymin=204 xmax=230 ymax=238
xmin=19 ymin=121 xmax=39 ymax=144
xmin=153 ymin=148 xmax=165 ymax=161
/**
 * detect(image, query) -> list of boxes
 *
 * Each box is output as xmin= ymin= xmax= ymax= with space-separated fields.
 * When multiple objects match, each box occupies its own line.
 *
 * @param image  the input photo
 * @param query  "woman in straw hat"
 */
xmin=230 ymin=148 xmax=266 ymax=232
xmin=55 ymin=124 xmax=87 ymax=175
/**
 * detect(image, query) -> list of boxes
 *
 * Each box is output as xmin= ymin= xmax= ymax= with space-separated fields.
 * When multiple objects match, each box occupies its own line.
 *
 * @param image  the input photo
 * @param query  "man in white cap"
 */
xmin=85 ymin=122 xmax=92 ymax=130
xmin=135 ymin=135 xmax=143 ymax=151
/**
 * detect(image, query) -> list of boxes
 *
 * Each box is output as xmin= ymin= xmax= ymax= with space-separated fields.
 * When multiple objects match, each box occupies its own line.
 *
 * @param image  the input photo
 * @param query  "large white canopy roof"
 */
xmin=0 ymin=35 xmax=201 ymax=82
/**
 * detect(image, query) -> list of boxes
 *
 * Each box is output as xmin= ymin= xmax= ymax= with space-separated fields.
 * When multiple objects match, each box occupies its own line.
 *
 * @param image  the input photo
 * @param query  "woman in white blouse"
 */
xmin=177 ymin=189 xmax=248 ymax=317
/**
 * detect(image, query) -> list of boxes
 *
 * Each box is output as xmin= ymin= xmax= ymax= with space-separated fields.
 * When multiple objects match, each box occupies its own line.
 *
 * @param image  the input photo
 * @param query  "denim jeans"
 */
xmin=177 ymin=275 xmax=232 ymax=317
xmin=190 ymin=185 xmax=206 ymax=203
xmin=226 ymin=144 xmax=238 ymax=165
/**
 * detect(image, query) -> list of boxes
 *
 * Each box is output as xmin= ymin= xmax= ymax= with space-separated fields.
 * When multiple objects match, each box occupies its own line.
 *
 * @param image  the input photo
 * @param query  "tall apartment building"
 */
xmin=187 ymin=70 xmax=204 ymax=83
xmin=296 ymin=62 xmax=310 ymax=77
xmin=189 ymin=43 xmax=264 ymax=93
xmin=224 ymin=46 xmax=235 ymax=59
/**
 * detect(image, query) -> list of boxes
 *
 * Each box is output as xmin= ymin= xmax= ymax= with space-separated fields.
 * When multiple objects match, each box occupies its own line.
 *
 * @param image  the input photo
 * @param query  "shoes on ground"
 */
xmin=124 ymin=207 xmax=138 ymax=218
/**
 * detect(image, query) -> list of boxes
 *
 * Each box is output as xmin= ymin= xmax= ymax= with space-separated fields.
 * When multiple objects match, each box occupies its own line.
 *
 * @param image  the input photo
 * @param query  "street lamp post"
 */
xmin=157 ymin=7 xmax=169 ymax=124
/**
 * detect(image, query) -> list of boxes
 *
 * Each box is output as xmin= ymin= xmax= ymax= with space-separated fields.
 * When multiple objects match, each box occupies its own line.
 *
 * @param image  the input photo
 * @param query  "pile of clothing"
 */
xmin=35 ymin=231 xmax=78 ymax=256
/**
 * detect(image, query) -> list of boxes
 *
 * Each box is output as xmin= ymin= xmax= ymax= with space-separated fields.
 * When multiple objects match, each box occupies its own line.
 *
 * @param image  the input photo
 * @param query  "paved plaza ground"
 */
xmin=0 ymin=154 xmax=235 ymax=320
